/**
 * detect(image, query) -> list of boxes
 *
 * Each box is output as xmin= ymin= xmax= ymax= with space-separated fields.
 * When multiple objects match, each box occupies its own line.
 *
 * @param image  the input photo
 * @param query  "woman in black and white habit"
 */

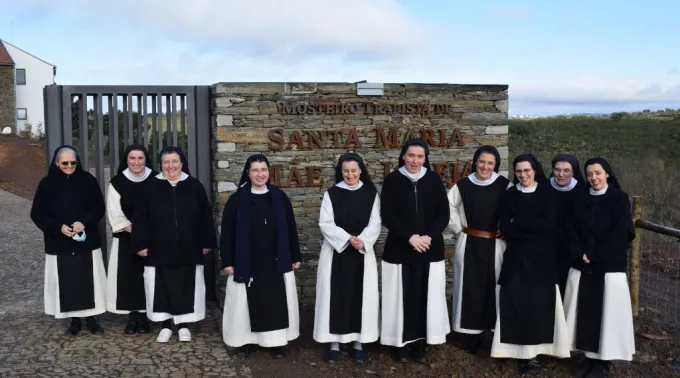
xmin=30 ymin=145 xmax=107 ymax=335
xmin=313 ymin=152 xmax=381 ymax=363
xmin=380 ymin=138 xmax=451 ymax=364
xmin=105 ymin=144 xmax=157 ymax=334
xmin=564 ymin=157 xmax=635 ymax=378
xmin=221 ymin=154 xmax=302 ymax=359
xmin=490 ymin=153 xmax=570 ymax=374
xmin=132 ymin=146 xmax=217 ymax=343
xmin=549 ymin=153 xmax=587 ymax=298
xmin=448 ymin=145 xmax=509 ymax=353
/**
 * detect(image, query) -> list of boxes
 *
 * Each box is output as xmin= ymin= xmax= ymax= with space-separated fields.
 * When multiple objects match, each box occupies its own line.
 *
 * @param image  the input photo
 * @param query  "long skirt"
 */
xmin=380 ymin=260 xmax=450 ymax=347
xmin=105 ymin=236 xmax=146 ymax=314
xmin=143 ymin=265 xmax=206 ymax=323
xmin=44 ymin=248 xmax=107 ymax=319
xmin=222 ymin=271 xmax=300 ymax=348
xmin=563 ymin=268 xmax=636 ymax=361
xmin=490 ymin=284 xmax=570 ymax=359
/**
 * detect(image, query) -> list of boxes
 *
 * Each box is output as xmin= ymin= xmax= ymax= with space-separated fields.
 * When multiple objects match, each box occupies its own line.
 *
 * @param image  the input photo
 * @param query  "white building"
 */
xmin=0 ymin=40 xmax=56 ymax=136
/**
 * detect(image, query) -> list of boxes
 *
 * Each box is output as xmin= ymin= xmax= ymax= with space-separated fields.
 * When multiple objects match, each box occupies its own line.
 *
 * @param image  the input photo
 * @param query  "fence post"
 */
xmin=630 ymin=196 xmax=642 ymax=316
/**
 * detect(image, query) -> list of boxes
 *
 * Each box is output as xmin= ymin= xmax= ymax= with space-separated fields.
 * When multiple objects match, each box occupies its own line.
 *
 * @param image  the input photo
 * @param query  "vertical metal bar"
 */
xmin=127 ymin=95 xmax=134 ymax=145
xmin=107 ymin=95 xmax=116 ymax=179
xmin=186 ymin=90 xmax=198 ymax=177
xmin=122 ymin=95 xmax=129 ymax=146
xmin=112 ymin=95 xmax=120 ymax=173
xmin=171 ymin=94 xmax=178 ymax=146
xmin=151 ymin=95 xmax=159 ymax=169
xmin=60 ymin=87 xmax=73 ymax=146
xmin=79 ymin=94 xmax=89 ymax=170
xmin=156 ymin=94 xmax=163 ymax=152
xmin=142 ymin=94 xmax=149 ymax=148
xmin=165 ymin=95 xmax=172 ymax=146
xmin=136 ymin=95 xmax=143 ymax=145
xmin=180 ymin=95 xmax=186 ymax=152
xmin=94 ymin=95 xmax=105 ymax=192
xmin=43 ymin=85 xmax=64 ymax=171
xmin=630 ymin=196 xmax=642 ymax=316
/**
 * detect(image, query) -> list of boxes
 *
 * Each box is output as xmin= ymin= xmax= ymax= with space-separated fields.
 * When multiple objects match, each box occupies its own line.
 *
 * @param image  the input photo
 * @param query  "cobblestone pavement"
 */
xmin=0 ymin=189 xmax=251 ymax=377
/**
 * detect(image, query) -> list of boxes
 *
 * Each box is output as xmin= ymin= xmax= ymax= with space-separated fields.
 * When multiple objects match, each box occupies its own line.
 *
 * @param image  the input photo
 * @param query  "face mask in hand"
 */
xmin=72 ymin=231 xmax=87 ymax=242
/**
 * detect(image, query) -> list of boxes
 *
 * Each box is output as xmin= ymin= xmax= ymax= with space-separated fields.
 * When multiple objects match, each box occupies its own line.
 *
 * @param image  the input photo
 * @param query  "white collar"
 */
xmin=399 ymin=166 xmax=427 ymax=182
xmin=251 ymin=186 xmax=269 ymax=194
xmin=156 ymin=171 xmax=189 ymax=186
xmin=468 ymin=172 xmax=499 ymax=186
xmin=550 ymin=177 xmax=578 ymax=192
xmin=590 ymin=185 xmax=608 ymax=196
xmin=336 ymin=180 xmax=364 ymax=191
xmin=123 ymin=167 xmax=152 ymax=182
xmin=516 ymin=182 xmax=538 ymax=193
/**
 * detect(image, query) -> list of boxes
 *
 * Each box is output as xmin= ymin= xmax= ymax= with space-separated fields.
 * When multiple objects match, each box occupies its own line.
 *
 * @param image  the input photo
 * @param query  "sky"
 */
xmin=0 ymin=0 xmax=678 ymax=116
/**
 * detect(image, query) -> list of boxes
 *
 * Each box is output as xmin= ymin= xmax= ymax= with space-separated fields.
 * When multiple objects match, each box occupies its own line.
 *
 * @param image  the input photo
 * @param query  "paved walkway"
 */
xmin=0 ymin=189 xmax=251 ymax=377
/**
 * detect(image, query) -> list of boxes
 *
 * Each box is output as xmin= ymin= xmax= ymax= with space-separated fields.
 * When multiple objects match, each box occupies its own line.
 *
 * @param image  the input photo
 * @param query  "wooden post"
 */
xmin=630 ymin=196 xmax=642 ymax=316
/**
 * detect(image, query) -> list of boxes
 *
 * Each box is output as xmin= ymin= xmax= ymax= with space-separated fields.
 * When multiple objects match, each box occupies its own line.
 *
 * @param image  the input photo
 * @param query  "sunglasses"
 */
xmin=60 ymin=161 xmax=78 ymax=166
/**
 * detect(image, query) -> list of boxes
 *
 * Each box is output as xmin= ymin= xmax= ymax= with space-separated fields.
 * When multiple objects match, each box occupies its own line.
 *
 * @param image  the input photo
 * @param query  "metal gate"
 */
xmin=42 ymin=84 xmax=216 ymax=300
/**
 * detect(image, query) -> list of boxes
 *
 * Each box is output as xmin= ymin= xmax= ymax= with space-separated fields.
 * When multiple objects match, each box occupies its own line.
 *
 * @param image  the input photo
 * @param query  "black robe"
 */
xmin=380 ymin=169 xmax=450 ymax=343
xmin=497 ymin=183 xmax=558 ymax=345
xmin=566 ymin=187 xmax=634 ymax=353
xmin=109 ymin=171 xmax=157 ymax=311
xmin=132 ymin=174 xmax=217 ymax=316
xmin=220 ymin=188 xmax=302 ymax=333
xmin=327 ymin=184 xmax=377 ymax=335
xmin=457 ymin=175 xmax=509 ymax=331
xmin=30 ymin=169 xmax=105 ymax=313
xmin=551 ymin=180 xmax=588 ymax=298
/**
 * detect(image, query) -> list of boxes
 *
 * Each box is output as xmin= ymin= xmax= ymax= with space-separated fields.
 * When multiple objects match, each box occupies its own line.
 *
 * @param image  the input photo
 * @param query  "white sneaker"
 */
xmin=156 ymin=328 xmax=172 ymax=343
xmin=178 ymin=328 xmax=191 ymax=342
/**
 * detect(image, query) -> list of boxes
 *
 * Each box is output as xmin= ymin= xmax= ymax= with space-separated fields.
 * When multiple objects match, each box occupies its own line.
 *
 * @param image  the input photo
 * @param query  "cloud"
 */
xmin=21 ymin=0 xmax=424 ymax=57
xmin=490 ymin=3 xmax=534 ymax=20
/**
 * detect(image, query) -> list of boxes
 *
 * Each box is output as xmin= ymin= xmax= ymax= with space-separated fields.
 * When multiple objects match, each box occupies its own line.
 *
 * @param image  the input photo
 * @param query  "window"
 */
xmin=17 ymin=108 xmax=27 ymax=120
xmin=16 ymin=69 xmax=26 ymax=85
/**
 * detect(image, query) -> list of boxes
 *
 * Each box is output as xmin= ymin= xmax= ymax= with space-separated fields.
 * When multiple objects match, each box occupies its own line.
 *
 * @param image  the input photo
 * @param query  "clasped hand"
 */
xmin=349 ymin=236 xmax=364 ymax=250
xmin=409 ymin=234 xmax=431 ymax=253
xmin=61 ymin=221 xmax=85 ymax=237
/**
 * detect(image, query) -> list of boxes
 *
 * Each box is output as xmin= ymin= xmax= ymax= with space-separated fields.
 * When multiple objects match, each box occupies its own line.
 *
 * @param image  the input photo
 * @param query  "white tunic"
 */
xmin=313 ymin=181 xmax=382 ymax=344
xmin=105 ymin=167 xmax=151 ymax=314
xmin=447 ymin=172 xmax=506 ymax=335
xmin=222 ymin=186 xmax=300 ymax=348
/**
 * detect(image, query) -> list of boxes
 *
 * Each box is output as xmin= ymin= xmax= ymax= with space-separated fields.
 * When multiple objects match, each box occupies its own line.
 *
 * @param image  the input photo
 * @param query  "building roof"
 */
xmin=0 ymin=39 xmax=55 ymax=67
xmin=0 ymin=41 xmax=14 ymax=66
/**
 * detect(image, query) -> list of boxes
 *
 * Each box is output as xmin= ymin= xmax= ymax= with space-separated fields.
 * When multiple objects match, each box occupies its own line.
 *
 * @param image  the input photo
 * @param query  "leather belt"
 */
xmin=463 ymin=227 xmax=497 ymax=239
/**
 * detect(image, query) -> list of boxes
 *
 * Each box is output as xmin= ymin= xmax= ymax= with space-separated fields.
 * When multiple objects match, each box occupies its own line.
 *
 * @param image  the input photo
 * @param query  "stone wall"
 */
xmin=0 ymin=66 xmax=16 ymax=133
xmin=211 ymin=82 xmax=509 ymax=309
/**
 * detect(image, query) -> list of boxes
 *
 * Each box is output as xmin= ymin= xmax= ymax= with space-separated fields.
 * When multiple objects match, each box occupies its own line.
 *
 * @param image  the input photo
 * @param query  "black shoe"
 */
xmin=324 ymin=349 xmax=339 ymax=363
xmin=353 ymin=349 xmax=366 ymax=363
xmin=124 ymin=313 xmax=138 ymax=335
xmin=517 ymin=358 xmax=540 ymax=374
xmin=573 ymin=358 xmax=595 ymax=378
xmin=236 ymin=346 xmax=250 ymax=358
xmin=137 ymin=313 xmax=151 ymax=334
xmin=392 ymin=347 xmax=409 ymax=363
xmin=64 ymin=318 xmax=81 ymax=336
xmin=464 ymin=334 xmax=483 ymax=354
xmin=269 ymin=347 xmax=285 ymax=359
xmin=585 ymin=361 xmax=610 ymax=378
xmin=85 ymin=317 xmax=104 ymax=335
xmin=411 ymin=341 xmax=428 ymax=365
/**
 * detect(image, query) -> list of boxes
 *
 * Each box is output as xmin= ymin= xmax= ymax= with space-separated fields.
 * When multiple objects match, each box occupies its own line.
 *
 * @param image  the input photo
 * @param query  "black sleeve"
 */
xmin=219 ymin=196 xmax=237 ymax=269
xmin=565 ymin=203 xmax=585 ymax=262
xmin=80 ymin=175 xmax=106 ymax=232
xmin=589 ymin=192 xmax=634 ymax=263
xmin=283 ymin=193 xmax=302 ymax=264
xmin=425 ymin=175 xmax=451 ymax=237
xmin=498 ymin=190 xmax=533 ymax=240
xmin=196 ymin=183 xmax=217 ymax=249
xmin=131 ymin=182 xmax=151 ymax=253
xmin=380 ymin=175 xmax=414 ymax=242
xmin=30 ymin=178 xmax=62 ymax=236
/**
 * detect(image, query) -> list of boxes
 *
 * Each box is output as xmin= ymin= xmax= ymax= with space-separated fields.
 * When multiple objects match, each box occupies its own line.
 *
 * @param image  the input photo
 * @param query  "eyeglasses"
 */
xmin=514 ymin=168 xmax=533 ymax=175
xmin=60 ymin=161 xmax=78 ymax=166
xmin=249 ymin=168 xmax=269 ymax=174
xmin=553 ymin=168 xmax=572 ymax=174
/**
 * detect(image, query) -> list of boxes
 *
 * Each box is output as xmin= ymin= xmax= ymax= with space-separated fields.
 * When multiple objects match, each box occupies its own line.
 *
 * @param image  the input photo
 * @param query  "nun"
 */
xmin=30 ymin=145 xmax=107 ymax=335
xmin=105 ymin=144 xmax=157 ymax=334
xmin=447 ymin=145 xmax=509 ymax=353
xmin=564 ymin=157 xmax=636 ymax=378
xmin=549 ymin=154 xmax=588 ymax=298
xmin=220 ymin=154 xmax=302 ymax=359
xmin=379 ymin=138 xmax=451 ymax=364
xmin=131 ymin=146 xmax=217 ymax=343
xmin=490 ymin=153 xmax=570 ymax=374
xmin=313 ymin=152 xmax=382 ymax=363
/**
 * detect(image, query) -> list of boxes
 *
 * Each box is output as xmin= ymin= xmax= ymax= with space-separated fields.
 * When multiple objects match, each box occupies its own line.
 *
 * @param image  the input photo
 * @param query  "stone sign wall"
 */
xmin=211 ymin=82 xmax=509 ymax=309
